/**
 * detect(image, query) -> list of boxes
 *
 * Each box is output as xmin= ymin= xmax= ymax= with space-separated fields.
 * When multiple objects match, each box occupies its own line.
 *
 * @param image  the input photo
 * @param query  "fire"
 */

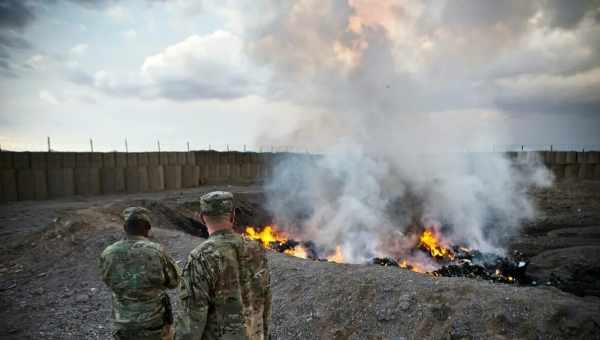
xmin=419 ymin=229 xmax=453 ymax=259
xmin=326 ymin=246 xmax=344 ymax=263
xmin=398 ymin=258 xmax=427 ymax=273
xmin=284 ymin=245 xmax=308 ymax=259
xmin=245 ymin=226 xmax=287 ymax=248
xmin=244 ymin=225 xmax=309 ymax=259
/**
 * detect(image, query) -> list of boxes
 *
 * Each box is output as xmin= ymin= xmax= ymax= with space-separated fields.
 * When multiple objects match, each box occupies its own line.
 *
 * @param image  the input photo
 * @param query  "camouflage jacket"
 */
xmin=176 ymin=229 xmax=271 ymax=340
xmin=99 ymin=235 xmax=181 ymax=330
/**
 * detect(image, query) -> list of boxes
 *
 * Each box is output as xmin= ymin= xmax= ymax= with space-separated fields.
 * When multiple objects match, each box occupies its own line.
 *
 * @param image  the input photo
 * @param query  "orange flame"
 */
xmin=285 ymin=245 xmax=308 ymax=259
xmin=245 ymin=226 xmax=287 ymax=248
xmin=398 ymin=258 xmax=427 ymax=273
xmin=245 ymin=226 xmax=309 ymax=259
xmin=326 ymin=246 xmax=344 ymax=263
xmin=419 ymin=229 xmax=453 ymax=259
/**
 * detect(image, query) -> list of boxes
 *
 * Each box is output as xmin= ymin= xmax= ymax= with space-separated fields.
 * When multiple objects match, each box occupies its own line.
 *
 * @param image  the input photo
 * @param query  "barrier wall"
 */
xmin=0 ymin=150 xmax=598 ymax=203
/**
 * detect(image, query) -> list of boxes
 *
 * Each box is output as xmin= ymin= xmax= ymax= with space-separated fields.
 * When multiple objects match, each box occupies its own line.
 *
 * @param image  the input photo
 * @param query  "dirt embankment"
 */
xmin=0 ymin=182 xmax=599 ymax=339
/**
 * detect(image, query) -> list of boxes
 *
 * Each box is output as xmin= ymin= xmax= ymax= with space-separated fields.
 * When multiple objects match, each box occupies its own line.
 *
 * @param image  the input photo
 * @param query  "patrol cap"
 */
xmin=121 ymin=207 xmax=152 ymax=225
xmin=199 ymin=191 xmax=234 ymax=216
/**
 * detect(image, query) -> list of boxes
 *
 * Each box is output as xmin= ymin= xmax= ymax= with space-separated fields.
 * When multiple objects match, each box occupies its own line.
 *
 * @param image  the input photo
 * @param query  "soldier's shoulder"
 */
xmin=190 ymin=238 xmax=222 ymax=259
xmin=132 ymin=238 xmax=165 ymax=255
xmin=100 ymin=239 xmax=127 ymax=257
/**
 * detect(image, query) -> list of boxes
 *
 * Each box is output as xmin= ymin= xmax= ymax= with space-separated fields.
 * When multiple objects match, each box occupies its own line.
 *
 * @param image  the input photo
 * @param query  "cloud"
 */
xmin=495 ymin=67 xmax=600 ymax=114
xmin=63 ymin=30 xmax=260 ymax=101
xmin=105 ymin=5 xmax=130 ymax=22
xmin=140 ymin=30 xmax=258 ymax=100
xmin=122 ymin=29 xmax=136 ymax=39
xmin=544 ymin=0 xmax=600 ymax=29
xmin=0 ymin=32 xmax=32 ymax=77
xmin=69 ymin=43 xmax=89 ymax=56
xmin=39 ymin=90 xmax=60 ymax=105
xmin=0 ymin=0 xmax=36 ymax=30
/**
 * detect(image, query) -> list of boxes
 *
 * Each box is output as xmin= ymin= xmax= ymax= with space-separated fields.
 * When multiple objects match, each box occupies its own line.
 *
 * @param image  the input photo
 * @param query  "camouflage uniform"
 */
xmin=99 ymin=207 xmax=181 ymax=340
xmin=176 ymin=191 xmax=272 ymax=340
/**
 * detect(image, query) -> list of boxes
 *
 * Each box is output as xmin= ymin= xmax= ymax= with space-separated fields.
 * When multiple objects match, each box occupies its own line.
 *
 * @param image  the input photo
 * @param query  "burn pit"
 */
xmin=242 ymin=224 xmax=531 ymax=285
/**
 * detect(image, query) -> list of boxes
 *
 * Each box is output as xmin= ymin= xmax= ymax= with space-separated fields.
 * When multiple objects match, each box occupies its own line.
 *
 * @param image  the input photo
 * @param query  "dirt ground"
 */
xmin=0 ymin=181 xmax=599 ymax=339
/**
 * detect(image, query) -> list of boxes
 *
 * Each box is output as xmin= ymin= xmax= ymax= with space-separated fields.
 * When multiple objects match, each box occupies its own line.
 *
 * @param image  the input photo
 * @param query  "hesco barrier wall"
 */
xmin=0 ymin=151 xmax=598 ymax=203
xmin=0 ymin=151 xmax=283 ymax=203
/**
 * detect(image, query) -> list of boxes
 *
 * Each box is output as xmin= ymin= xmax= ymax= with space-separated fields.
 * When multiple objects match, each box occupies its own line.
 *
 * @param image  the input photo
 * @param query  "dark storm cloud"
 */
xmin=0 ymin=33 xmax=31 ymax=49
xmin=0 ymin=0 xmax=36 ymax=30
xmin=66 ymin=0 xmax=166 ymax=8
xmin=545 ymin=0 xmax=600 ymax=29
xmin=0 ymin=0 xmax=36 ymax=77
xmin=0 ymin=32 xmax=32 ymax=77
xmin=441 ymin=0 xmax=536 ymax=29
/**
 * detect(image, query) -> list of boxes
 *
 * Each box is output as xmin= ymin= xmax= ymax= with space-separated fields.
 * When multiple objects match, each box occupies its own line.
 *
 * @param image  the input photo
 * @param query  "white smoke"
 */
xmin=243 ymin=0 xmax=557 ymax=262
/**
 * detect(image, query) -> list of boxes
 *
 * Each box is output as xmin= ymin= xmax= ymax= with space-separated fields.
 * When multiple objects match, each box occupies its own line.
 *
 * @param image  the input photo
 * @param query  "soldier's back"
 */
xmin=99 ymin=236 xmax=170 ymax=331
xmin=186 ymin=229 xmax=270 ymax=339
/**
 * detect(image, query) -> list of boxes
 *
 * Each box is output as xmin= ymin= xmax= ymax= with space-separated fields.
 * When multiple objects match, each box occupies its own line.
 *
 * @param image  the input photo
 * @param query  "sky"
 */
xmin=0 ymin=0 xmax=599 ymax=152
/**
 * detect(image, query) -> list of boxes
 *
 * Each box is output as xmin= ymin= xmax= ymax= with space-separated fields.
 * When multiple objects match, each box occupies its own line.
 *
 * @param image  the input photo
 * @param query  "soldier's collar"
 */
xmin=209 ymin=228 xmax=235 ymax=237
xmin=125 ymin=234 xmax=149 ymax=241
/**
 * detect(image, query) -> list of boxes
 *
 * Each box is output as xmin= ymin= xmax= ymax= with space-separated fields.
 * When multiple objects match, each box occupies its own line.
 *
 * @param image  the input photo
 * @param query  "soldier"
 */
xmin=176 ymin=191 xmax=271 ymax=340
xmin=99 ymin=207 xmax=181 ymax=340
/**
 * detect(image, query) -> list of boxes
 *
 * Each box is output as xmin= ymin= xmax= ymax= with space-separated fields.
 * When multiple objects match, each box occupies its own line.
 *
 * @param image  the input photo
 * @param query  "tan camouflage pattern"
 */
xmin=199 ymin=191 xmax=234 ymax=216
xmin=175 ymin=229 xmax=271 ymax=340
xmin=99 ymin=235 xmax=181 ymax=334
xmin=122 ymin=206 xmax=153 ymax=225
xmin=113 ymin=324 xmax=173 ymax=340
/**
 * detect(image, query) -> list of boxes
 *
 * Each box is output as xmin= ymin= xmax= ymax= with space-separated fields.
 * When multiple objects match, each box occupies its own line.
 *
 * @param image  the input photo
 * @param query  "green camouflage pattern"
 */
xmin=199 ymin=191 xmax=234 ymax=216
xmin=99 ymin=235 xmax=181 ymax=332
xmin=175 ymin=229 xmax=271 ymax=340
xmin=122 ymin=207 xmax=153 ymax=225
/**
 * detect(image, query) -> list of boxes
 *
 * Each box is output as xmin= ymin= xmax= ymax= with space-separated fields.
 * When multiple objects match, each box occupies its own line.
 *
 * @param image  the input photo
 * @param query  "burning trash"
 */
xmin=244 ymin=226 xmax=319 ymax=260
xmin=243 ymin=224 xmax=531 ymax=285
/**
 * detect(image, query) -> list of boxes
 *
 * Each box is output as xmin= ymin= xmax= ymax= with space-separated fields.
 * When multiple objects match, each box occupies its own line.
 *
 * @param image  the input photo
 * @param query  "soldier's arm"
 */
xmin=98 ymin=251 xmax=110 ymax=286
xmin=175 ymin=251 xmax=216 ymax=340
xmin=161 ymin=248 xmax=182 ymax=289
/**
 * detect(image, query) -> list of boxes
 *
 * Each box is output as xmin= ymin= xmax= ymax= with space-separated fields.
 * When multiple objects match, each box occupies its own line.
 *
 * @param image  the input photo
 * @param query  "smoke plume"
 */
xmin=245 ymin=0 xmax=559 ymax=263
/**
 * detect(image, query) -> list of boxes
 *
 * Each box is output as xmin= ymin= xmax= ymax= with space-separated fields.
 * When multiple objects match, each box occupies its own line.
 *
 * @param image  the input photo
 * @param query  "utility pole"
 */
xmin=47 ymin=136 xmax=51 ymax=152
xmin=125 ymin=138 xmax=129 ymax=153
xmin=157 ymin=139 xmax=161 ymax=152
xmin=90 ymin=138 xmax=94 ymax=152
xmin=187 ymin=141 xmax=190 ymax=152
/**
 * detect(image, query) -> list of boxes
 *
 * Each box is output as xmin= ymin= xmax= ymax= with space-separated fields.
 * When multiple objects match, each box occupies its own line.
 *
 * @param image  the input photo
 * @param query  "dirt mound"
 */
xmin=269 ymin=254 xmax=600 ymax=340
xmin=97 ymin=199 xmax=208 ymax=237
xmin=527 ymin=245 xmax=600 ymax=297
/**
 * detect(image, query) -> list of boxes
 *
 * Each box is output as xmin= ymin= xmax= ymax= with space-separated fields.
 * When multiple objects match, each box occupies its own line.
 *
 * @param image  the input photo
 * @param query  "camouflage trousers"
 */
xmin=113 ymin=324 xmax=173 ymax=340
